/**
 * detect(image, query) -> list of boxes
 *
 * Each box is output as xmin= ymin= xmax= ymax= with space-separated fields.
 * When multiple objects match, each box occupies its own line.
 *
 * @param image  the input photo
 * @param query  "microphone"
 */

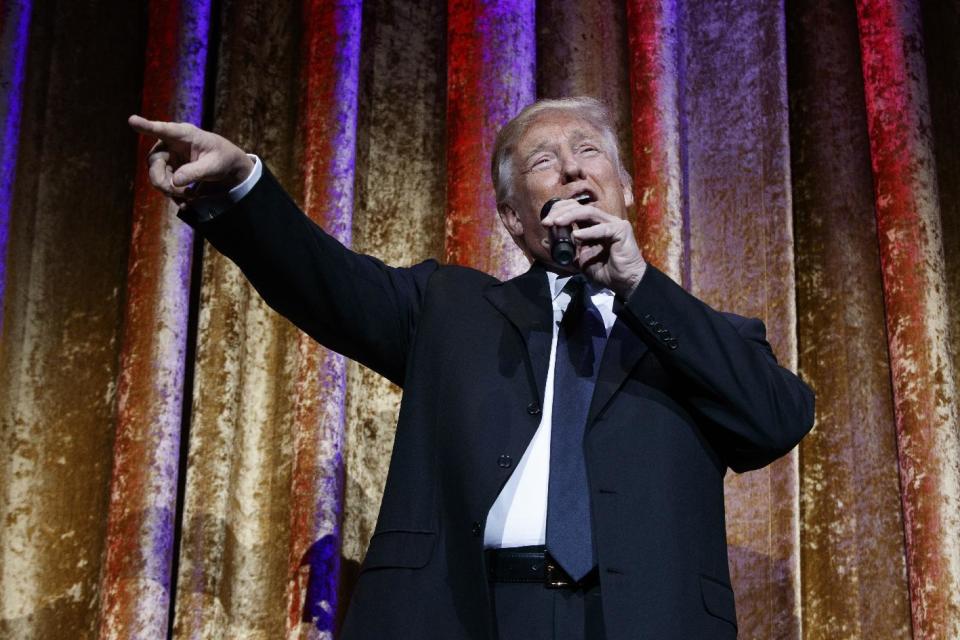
xmin=539 ymin=193 xmax=594 ymax=266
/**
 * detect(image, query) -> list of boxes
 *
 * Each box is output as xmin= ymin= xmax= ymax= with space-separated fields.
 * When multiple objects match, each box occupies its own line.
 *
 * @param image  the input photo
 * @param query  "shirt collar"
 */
xmin=547 ymin=270 xmax=568 ymax=301
xmin=545 ymin=270 xmax=613 ymax=301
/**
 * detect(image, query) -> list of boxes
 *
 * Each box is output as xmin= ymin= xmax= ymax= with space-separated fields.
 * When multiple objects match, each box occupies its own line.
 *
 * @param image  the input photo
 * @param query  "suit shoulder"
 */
xmin=719 ymin=311 xmax=751 ymax=328
xmin=718 ymin=311 xmax=765 ymax=335
xmin=430 ymin=263 xmax=500 ymax=289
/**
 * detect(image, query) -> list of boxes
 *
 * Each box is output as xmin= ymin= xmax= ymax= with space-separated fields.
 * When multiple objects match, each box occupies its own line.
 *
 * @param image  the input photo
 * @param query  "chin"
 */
xmin=546 ymin=260 xmax=579 ymax=275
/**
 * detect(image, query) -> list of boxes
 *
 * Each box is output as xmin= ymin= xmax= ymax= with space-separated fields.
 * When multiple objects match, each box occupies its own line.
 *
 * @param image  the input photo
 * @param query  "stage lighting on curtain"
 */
xmin=444 ymin=0 xmax=535 ymax=281
xmin=98 ymin=2 xmax=211 ymax=638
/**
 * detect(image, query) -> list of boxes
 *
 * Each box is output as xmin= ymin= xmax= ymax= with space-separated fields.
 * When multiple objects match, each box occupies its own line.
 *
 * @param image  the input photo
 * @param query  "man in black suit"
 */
xmin=130 ymin=97 xmax=814 ymax=639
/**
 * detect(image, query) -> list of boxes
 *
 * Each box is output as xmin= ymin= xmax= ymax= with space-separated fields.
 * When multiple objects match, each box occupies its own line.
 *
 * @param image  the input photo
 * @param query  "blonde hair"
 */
xmin=490 ymin=96 xmax=630 ymax=205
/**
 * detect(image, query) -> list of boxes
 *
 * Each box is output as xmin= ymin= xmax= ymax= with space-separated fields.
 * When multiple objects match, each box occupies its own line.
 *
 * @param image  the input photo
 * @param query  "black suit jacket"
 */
xmin=185 ymin=166 xmax=815 ymax=640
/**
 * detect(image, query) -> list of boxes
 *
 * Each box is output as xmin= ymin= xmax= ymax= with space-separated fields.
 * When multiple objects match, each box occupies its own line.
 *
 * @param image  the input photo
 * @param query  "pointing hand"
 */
xmin=128 ymin=115 xmax=254 ymax=206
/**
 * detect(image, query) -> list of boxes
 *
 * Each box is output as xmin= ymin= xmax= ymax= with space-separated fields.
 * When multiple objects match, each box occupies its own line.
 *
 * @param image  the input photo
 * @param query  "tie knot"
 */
xmin=560 ymin=275 xmax=601 ymax=332
xmin=561 ymin=274 xmax=588 ymax=300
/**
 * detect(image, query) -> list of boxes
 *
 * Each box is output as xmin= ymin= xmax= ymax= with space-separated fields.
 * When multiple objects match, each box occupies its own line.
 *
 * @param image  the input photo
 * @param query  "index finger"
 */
xmin=543 ymin=202 xmax=613 ymax=227
xmin=128 ymin=115 xmax=194 ymax=142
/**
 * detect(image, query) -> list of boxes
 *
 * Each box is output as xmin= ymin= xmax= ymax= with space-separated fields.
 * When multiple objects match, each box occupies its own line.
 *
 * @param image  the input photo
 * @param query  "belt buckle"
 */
xmin=544 ymin=555 xmax=572 ymax=589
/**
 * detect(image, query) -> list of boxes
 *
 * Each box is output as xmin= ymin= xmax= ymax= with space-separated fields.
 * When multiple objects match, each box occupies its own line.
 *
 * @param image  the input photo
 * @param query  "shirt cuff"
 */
xmin=188 ymin=154 xmax=263 ymax=223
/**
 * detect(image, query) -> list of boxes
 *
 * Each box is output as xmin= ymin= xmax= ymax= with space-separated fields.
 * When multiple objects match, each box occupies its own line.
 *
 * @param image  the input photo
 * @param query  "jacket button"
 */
xmin=472 ymin=521 xmax=482 ymax=536
xmin=526 ymin=402 xmax=541 ymax=415
xmin=497 ymin=454 xmax=512 ymax=468
xmin=665 ymin=337 xmax=679 ymax=350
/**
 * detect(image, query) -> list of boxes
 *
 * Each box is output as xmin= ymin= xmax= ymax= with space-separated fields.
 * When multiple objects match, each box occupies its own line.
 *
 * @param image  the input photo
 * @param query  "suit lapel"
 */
xmin=484 ymin=265 xmax=649 ymax=429
xmin=482 ymin=263 xmax=553 ymax=404
xmin=587 ymin=315 xmax=648 ymax=427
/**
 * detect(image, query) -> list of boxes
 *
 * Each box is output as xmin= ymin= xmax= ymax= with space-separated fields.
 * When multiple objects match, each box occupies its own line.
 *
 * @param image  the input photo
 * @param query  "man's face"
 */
xmin=498 ymin=111 xmax=634 ymax=270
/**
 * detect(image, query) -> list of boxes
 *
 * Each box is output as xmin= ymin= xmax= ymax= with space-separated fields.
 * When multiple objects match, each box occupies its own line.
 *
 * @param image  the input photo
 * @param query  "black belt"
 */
xmin=485 ymin=546 xmax=599 ymax=589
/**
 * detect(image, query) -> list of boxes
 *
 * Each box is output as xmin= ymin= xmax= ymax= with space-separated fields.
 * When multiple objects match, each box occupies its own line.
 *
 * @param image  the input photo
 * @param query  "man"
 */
xmin=130 ymin=97 xmax=814 ymax=639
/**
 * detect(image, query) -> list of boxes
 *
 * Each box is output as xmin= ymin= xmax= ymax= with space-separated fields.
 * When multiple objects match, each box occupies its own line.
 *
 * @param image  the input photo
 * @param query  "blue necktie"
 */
xmin=547 ymin=276 xmax=606 ymax=581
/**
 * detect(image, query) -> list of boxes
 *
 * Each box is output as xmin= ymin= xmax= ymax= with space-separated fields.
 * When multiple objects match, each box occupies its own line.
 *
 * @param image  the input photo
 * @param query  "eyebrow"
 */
xmin=522 ymin=141 xmax=553 ymax=163
xmin=521 ymin=129 xmax=600 ymax=162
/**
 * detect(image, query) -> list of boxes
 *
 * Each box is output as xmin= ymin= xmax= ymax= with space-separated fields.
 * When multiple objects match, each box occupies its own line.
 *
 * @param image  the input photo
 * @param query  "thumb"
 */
xmin=172 ymin=153 xmax=221 ymax=187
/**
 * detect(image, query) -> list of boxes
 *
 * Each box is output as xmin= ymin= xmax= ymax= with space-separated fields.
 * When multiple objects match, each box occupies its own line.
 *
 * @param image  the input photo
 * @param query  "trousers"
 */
xmin=488 ymin=580 xmax=606 ymax=639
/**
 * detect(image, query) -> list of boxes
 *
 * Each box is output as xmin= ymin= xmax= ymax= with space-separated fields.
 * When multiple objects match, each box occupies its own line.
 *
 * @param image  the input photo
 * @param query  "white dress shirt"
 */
xmin=483 ymin=272 xmax=617 ymax=549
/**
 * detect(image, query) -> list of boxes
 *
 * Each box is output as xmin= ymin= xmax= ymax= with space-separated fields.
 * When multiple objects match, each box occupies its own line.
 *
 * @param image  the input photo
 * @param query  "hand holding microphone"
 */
xmin=539 ymin=192 xmax=647 ymax=297
xmin=539 ymin=193 xmax=594 ymax=266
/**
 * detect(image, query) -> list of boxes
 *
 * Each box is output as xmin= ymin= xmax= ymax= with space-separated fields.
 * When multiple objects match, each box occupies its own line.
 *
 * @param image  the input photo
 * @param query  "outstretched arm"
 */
xmin=128 ymin=117 xmax=436 ymax=386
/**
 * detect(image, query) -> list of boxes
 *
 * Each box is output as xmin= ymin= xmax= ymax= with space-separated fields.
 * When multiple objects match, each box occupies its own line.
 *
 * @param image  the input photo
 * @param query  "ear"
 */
xmin=497 ymin=202 xmax=524 ymax=238
xmin=621 ymin=180 xmax=635 ymax=209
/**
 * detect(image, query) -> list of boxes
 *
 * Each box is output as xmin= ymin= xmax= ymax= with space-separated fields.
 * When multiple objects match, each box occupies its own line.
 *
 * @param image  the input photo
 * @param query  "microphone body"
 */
xmin=539 ymin=193 xmax=594 ymax=266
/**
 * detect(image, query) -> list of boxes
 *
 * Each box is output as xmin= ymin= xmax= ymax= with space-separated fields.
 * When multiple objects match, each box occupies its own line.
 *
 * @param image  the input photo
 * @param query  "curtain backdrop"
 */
xmin=1 ymin=0 xmax=958 ymax=638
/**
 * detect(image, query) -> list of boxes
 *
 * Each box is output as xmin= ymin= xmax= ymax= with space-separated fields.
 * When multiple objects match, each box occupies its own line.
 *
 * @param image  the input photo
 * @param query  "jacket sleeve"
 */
xmin=618 ymin=265 xmax=815 ymax=472
xmin=179 ymin=163 xmax=438 ymax=387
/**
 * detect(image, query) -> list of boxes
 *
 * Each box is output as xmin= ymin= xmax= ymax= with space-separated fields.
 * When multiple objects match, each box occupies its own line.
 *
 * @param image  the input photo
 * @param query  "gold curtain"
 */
xmin=1 ymin=0 xmax=958 ymax=638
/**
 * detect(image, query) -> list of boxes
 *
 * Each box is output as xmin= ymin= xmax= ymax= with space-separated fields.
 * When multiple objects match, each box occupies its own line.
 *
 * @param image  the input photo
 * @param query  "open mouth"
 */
xmin=570 ymin=189 xmax=596 ymax=204
xmin=539 ymin=190 xmax=599 ymax=220
xmin=569 ymin=191 xmax=598 ymax=229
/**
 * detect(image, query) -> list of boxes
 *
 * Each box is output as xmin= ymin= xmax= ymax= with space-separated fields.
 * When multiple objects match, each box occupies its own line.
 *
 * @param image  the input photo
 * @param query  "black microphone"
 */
xmin=539 ymin=193 xmax=594 ymax=266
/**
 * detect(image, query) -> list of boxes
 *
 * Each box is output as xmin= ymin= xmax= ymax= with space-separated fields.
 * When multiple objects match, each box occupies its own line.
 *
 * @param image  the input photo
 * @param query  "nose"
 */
xmin=558 ymin=148 xmax=584 ymax=183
